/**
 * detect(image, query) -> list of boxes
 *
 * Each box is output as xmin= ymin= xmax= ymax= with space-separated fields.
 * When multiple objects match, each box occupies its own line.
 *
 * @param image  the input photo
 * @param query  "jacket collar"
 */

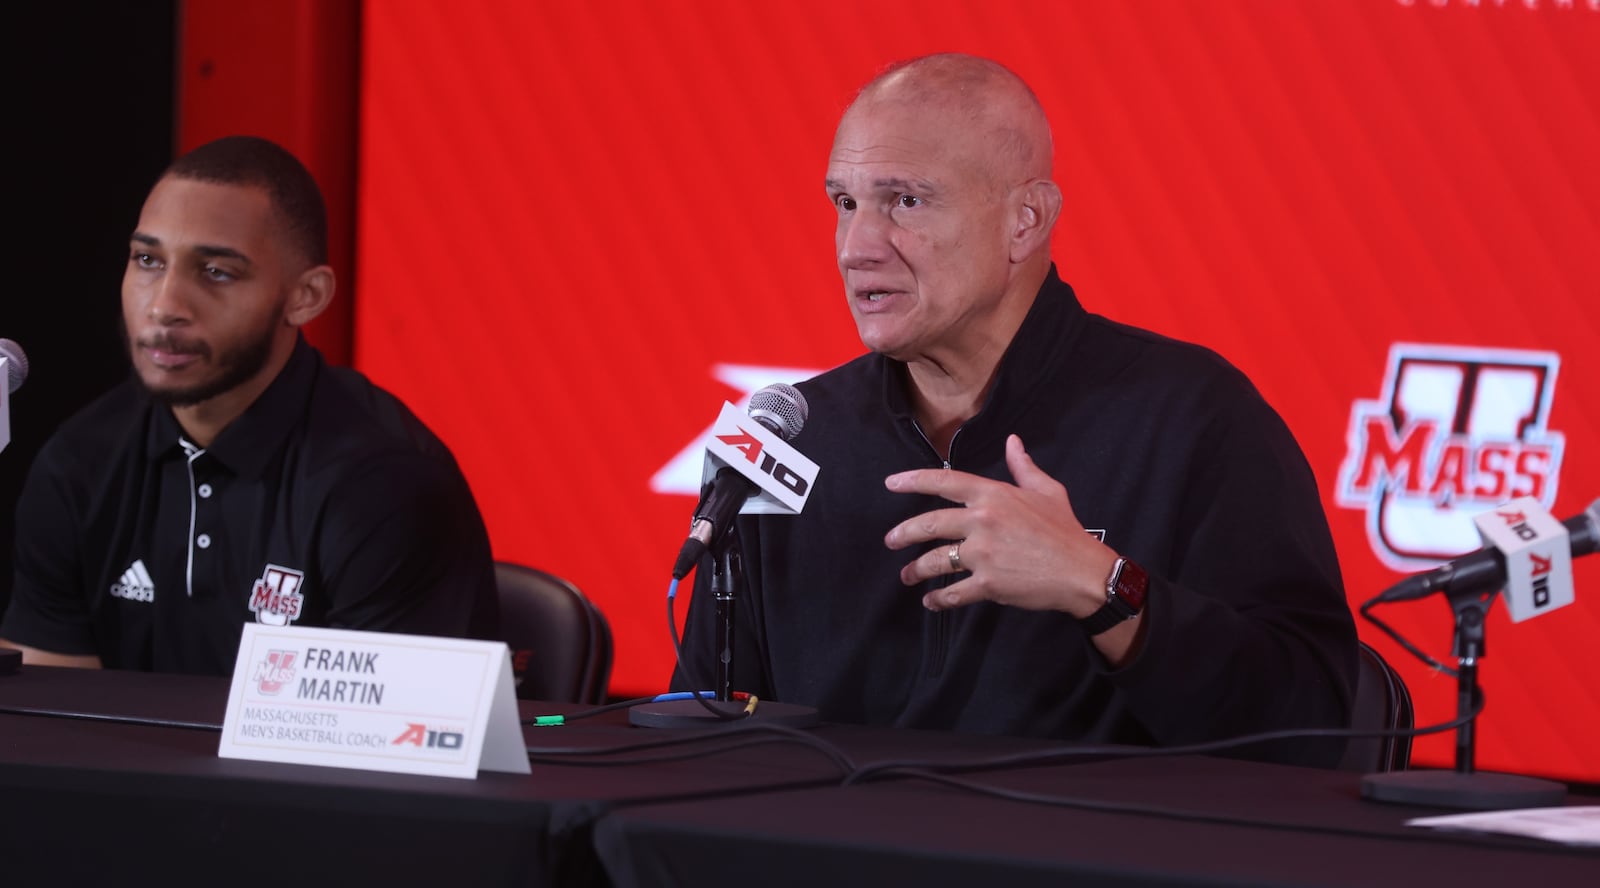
xmin=879 ymin=264 xmax=1087 ymax=454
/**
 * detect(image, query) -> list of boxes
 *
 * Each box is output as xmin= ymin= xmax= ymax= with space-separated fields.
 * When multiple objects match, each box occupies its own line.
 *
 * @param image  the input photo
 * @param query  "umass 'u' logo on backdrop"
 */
xmin=1337 ymin=343 xmax=1565 ymax=571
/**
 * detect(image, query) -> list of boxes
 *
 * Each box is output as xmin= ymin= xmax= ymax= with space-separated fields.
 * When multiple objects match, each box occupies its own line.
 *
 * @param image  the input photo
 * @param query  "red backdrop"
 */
xmin=338 ymin=0 xmax=1600 ymax=781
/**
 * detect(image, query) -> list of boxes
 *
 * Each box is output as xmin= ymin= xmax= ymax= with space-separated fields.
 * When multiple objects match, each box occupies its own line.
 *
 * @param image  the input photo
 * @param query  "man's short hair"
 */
xmin=164 ymin=135 xmax=329 ymax=267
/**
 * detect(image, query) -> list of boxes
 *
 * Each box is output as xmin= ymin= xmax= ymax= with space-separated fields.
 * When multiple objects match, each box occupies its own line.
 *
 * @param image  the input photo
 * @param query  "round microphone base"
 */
xmin=1361 ymin=769 xmax=1567 ymax=810
xmin=629 ymin=698 xmax=821 ymax=729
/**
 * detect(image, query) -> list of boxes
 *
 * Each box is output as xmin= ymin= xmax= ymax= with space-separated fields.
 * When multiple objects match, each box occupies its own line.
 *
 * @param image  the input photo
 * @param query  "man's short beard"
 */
xmin=136 ymin=327 xmax=278 ymax=408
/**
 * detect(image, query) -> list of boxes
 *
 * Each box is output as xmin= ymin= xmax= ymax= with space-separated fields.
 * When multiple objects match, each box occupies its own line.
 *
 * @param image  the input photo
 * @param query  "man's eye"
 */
xmin=131 ymin=252 xmax=159 ymax=268
xmin=836 ymin=195 xmax=857 ymax=212
xmin=897 ymin=194 xmax=921 ymax=209
xmin=203 ymin=265 xmax=235 ymax=282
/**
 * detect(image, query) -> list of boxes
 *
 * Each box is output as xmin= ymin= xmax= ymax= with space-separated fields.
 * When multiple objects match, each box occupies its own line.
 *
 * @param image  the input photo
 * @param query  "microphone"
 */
xmin=1379 ymin=498 xmax=1599 ymax=603
xmin=671 ymin=383 xmax=808 ymax=579
xmin=1 ymin=338 xmax=25 ymax=452
xmin=0 ymin=338 xmax=26 ymax=394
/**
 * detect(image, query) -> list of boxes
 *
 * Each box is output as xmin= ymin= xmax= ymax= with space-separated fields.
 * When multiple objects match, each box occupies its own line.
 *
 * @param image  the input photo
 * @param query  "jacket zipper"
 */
xmin=910 ymin=422 xmax=961 ymax=677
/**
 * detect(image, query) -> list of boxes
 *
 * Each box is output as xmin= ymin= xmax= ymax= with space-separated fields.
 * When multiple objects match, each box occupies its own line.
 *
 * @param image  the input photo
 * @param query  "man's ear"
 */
xmin=1009 ymin=178 xmax=1063 ymax=263
xmin=285 ymin=265 xmax=336 ymax=327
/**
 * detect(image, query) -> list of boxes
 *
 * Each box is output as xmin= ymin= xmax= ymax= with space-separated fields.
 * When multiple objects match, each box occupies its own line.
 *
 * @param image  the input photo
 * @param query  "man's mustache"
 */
xmin=134 ymin=334 xmax=212 ymax=359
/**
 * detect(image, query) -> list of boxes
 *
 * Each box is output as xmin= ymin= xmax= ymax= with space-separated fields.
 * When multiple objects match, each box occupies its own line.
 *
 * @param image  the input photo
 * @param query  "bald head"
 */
xmin=845 ymin=53 xmax=1054 ymax=191
xmin=825 ymin=53 xmax=1064 ymax=372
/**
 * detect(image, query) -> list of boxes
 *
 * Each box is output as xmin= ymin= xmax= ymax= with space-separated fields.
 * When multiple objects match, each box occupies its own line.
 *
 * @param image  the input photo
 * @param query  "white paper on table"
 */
xmin=1406 ymin=806 xmax=1599 ymax=847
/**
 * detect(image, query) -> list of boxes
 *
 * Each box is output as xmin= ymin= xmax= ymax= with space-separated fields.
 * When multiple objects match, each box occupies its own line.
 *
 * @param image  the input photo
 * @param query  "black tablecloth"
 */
xmin=3 ymin=665 xmax=1594 ymax=887
xmin=0 ymin=665 xmax=1070 ymax=885
xmin=593 ymin=755 xmax=1597 ymax=887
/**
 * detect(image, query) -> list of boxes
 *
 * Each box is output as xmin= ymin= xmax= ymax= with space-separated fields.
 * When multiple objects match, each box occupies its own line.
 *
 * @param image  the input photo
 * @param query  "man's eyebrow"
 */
xmin=129 ymin=232 xmax=253 ymax=265
xmin=195 ymin=245 xmax=253 ymax=264
xmin=875 ymin=177 xmax=936 ymax=193
xmin=824 ymin=176 xmax=938 ymax=193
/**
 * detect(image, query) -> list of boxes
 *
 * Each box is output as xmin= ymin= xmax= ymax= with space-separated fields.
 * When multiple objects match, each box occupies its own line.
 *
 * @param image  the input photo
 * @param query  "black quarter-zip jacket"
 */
xmin=674 ymin=267 xmax=1357 ymax=767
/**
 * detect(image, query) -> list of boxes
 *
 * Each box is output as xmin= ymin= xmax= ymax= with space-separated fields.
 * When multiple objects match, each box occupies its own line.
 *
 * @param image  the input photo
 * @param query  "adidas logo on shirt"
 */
xmin=110 ymin=559 xmax=156 ymax=603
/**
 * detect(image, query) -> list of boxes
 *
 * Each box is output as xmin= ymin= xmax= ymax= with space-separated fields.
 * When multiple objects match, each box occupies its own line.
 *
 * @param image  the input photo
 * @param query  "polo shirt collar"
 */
xmin=144 ymin=336 xmax=321 ymax=480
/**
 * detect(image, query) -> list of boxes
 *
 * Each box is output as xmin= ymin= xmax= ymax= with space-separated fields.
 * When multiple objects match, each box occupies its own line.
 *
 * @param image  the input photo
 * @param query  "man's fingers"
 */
xmin=899 ymin=537 xmax=972 ymax=585
xmin=921 ymin=576 xmax=979 ymax=611
xmin=885 ymin=507 xmax=968 ymax=549
xmin=1005 ymin=434 xmax=1060 ymax=494
xmin=885 ymin=467 xmax=988 ymax=504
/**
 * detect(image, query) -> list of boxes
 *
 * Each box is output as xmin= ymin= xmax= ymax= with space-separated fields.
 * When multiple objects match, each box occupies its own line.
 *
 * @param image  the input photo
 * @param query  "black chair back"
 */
xmin=1339 ymin=640 xmax=1414 ymax=772
xmin=493 ymin=562 xmax=613 ymax=704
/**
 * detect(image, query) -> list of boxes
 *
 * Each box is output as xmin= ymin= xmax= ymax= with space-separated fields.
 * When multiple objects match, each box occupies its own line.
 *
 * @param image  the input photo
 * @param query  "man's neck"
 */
xmin=169 ymin=341 xmax=295 ymax=448
xmin=904 ymin=265 xmax=1046 ymax=460
xmin=171 ymin=397 xmax=252 ymax=450
xmin=905 ymin=358 xmax=996 ymax=461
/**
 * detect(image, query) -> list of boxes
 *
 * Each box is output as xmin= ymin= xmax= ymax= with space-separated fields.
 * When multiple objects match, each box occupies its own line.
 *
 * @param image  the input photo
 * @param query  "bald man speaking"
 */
xmin=673 ymin=54 xmax=1356 ymax=766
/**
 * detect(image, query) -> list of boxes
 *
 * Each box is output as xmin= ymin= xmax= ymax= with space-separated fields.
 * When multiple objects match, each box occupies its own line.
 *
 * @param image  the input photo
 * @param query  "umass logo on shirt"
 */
xmin=249 ymin=563 xmax=307 ymax=626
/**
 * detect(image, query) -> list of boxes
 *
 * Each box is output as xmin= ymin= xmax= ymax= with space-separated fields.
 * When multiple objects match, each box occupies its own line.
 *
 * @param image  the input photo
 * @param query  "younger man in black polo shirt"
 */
xmin=0 ymin=136 xmax=499 ymax=674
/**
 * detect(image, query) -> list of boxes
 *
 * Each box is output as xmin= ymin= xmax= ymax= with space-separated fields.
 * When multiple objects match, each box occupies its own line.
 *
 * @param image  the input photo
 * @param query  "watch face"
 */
xmin=1112 ymin=559 xmax=1150 ymax=612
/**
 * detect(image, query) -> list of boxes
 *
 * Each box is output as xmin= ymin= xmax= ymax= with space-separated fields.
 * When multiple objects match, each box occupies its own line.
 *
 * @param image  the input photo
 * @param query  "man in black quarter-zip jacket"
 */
xmin=672 ymin=53 xmax=1356 ymax=767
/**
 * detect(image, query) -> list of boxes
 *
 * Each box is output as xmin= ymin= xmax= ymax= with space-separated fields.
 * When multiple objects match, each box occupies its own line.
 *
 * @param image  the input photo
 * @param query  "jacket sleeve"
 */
xmin=1102 ymin=381 xmax=1358 ymax=767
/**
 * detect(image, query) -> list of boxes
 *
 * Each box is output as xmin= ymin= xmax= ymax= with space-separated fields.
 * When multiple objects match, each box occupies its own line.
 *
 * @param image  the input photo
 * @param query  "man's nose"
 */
xmin=838 ymin=209 xmax=892 ymax=269
xmin=145 ymin=271 xmax=194 ymax=325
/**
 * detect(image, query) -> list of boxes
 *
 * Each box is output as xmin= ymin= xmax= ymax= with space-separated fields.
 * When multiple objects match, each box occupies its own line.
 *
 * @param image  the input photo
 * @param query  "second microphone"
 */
xmin=671 ymin=383 xmax=809 ymax=579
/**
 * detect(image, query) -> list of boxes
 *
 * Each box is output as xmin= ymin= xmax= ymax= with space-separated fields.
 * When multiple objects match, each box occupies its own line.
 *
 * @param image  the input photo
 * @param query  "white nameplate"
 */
xmin=700 ymin=401 xmax=819 ymax=516
xmin=219 ymin=624 xmax=530 ymax=779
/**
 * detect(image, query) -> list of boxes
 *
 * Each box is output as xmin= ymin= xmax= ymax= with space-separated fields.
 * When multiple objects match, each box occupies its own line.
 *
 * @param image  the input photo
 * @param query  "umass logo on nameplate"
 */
xmin=218 ymin=623 xmax=530 ymax=779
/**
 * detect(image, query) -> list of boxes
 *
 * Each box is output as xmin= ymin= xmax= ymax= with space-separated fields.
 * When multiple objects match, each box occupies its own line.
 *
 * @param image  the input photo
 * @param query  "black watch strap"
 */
xmin=1080 ymin=557 xmax=1148 ymax=636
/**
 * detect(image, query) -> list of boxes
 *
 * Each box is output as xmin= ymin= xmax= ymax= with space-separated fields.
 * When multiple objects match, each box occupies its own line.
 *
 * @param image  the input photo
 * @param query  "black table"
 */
xmin=0 ymin=665 xmax=1075 ymax=885
xmin=593 ymin=755 xmax=1597 ymax=887
xmin=5 ymin=667 xmax=1594 ymax=886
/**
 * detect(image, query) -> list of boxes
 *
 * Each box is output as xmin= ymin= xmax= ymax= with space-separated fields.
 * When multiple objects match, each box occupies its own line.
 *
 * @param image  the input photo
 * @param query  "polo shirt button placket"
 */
xmin=189 ymin=457 xmax=220 ymax=597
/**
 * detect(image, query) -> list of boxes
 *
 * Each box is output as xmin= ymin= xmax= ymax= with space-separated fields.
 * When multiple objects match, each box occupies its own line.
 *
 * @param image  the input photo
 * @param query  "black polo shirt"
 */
xmin=2 ymin=337 xmax=498 ymax=675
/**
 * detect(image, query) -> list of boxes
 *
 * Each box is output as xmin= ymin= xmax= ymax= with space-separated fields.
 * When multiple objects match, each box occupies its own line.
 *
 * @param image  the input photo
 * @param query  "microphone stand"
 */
xmin=1362 ymin=588 xmax=1567 ymax=809
xmin=710 ymin=538 xmax=739 ymax=702
xmin=630 ymin=526 xmax=819 ymax=729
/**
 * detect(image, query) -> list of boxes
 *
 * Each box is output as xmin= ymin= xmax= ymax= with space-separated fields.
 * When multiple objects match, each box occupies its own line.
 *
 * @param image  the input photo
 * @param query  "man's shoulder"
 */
xmin=1075 ymin=313 xmax=1305 ymax=459
xmin=1081 ymin=313 xmax=1259 ymax=395
xmin=306 ymin=365 xmax=453 ymax=455
xmin=34 ymin=377 xmax=149 ymax=472
xmin=796 ymin=352 xmax=880 ymax=404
